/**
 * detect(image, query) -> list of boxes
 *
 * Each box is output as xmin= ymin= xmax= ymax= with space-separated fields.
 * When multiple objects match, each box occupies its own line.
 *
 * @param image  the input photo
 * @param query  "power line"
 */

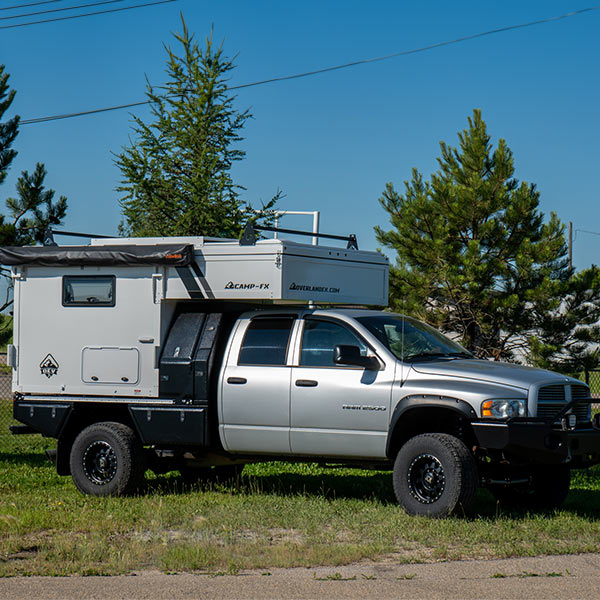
xmin=24 ymin=99 xmax=150 ymax=124
xmin=0 ymin=0 xmax=178 ymax=29
xmin=0 ymin=1 xmax=63 ymax=11
xmin=0 ymin=0 xmax=124 ymax=21
xmin=19 ymin=3 xmax=600 ymax=125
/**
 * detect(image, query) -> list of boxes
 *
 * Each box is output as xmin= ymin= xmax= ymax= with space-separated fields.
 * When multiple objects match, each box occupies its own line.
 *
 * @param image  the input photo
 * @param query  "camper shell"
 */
xmin=5 ymin=235 xmax=388 ymax=399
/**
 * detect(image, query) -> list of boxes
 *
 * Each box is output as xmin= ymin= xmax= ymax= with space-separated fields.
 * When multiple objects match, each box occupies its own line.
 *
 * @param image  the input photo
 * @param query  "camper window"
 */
xmin=62 ymin=275 xmax=115 ymax=307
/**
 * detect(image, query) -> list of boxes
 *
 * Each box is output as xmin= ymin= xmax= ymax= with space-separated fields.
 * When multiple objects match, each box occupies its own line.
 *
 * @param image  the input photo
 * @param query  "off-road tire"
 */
xmin=70 ymin=422 xmax=145 ymax=497
xmin=491 ymin=464 xmax=571 ymax=510
xmin=393 ymin=433 xmax=478 ymax=517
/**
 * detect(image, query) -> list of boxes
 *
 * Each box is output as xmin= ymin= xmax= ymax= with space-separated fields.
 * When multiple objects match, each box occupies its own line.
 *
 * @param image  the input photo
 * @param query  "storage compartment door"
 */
xmin=82 ymin=347 xmax=140 ymax=384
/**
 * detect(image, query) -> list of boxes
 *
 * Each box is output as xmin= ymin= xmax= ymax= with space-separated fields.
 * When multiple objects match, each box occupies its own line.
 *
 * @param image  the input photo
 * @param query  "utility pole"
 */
xmin=568 ymin=221 xmax=573 ymax=271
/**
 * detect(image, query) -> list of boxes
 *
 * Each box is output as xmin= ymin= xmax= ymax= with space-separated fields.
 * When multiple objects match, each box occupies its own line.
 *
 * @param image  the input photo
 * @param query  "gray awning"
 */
xmin=0 ymin=244 xmax=194 ymax=267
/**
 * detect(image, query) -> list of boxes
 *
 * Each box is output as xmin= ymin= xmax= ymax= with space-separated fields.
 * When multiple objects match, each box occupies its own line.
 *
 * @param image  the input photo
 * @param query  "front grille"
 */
xmin=536 ymin=403 xmax=590 ymax=422
xmin=572 ymin=384 xmax=591 ymax=400
xmin=536 ymin=383 xmax=592 ymax=423
xmin=538 ymin=385 xmax=566 ymax=402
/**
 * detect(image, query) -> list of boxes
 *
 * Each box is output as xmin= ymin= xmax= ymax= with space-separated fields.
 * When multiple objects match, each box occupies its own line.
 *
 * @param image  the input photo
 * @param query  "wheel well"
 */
xmin=56 ymin=404 xmax=136 ymax=475
xmin=387 ymin=407 xmax=475 ymax=459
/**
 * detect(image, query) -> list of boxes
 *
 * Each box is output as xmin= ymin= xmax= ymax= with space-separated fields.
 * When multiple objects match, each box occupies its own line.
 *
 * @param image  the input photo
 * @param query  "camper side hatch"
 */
xmin=81 ymin=347 xmax=140 ymax=384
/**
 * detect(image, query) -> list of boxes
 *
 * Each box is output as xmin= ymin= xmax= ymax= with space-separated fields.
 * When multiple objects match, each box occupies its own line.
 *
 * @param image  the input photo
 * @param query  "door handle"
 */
xmin=227 ymin=377 xmax=247 ymax=385
xmin=295 ymin=379 xmax=318 ymax=387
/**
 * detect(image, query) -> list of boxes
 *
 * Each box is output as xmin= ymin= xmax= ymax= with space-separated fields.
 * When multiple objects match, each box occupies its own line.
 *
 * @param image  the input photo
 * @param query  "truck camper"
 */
xmin=4 ymin=225 xmax=600 ymax=517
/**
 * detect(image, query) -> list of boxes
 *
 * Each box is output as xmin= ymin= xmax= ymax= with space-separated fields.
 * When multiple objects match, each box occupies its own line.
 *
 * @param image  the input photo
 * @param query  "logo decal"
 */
xmin=225 ymin=281 xmax=270 ymax=290
xmin=289 ymin=282 xmax=340 ymax=294
xmin=40 ymin=354 xmax=59 ymax=378
xmin=342 ymin=404 xmax=387 ymax=411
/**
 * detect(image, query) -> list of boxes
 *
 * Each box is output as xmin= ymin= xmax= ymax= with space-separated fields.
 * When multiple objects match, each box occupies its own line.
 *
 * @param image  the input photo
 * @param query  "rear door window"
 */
xmin=238 ymin=318 xmax=295 ymax=366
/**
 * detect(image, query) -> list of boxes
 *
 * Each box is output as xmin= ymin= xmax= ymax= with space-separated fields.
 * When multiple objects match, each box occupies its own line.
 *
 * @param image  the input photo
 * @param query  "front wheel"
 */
xmin=393 ymin=433 xmax=478 ymax=517
xmin=70 ymin=422 xmax=145 ymax=496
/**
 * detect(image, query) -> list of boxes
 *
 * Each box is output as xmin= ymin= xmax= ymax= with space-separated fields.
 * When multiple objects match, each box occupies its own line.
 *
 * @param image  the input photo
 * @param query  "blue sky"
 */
xmin=1 ymin=1 xmax=599 ymax=268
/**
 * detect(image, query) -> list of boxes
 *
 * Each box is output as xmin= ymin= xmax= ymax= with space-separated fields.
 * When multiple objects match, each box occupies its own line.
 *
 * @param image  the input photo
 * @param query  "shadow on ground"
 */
xmin=3 ymin=450 xmax=600 ymax=520
xmin=146 ymin=468 xmax=600 ymax=520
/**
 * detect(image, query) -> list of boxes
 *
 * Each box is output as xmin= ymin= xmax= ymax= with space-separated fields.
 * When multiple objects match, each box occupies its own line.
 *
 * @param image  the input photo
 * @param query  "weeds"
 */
xmin=314 ymin=572 xmax=357 ymax=581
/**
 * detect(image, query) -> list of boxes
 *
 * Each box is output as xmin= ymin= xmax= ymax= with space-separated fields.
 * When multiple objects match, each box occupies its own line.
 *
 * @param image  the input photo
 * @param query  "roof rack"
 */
xmin=240 ymin=221 xmax=358 ymax=250
xmin=44 ymin=224 xmax=359 ymax=250
xmin=43 ymin=228 xmax=113 ymax=246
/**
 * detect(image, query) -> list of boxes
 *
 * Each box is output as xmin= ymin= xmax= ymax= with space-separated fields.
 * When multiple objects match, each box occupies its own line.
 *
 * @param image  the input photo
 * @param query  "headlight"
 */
xmin=481 ymin=399 xmax=526 ymax=419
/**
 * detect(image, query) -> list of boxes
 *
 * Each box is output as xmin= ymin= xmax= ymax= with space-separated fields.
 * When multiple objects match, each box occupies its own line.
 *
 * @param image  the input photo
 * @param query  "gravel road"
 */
xmin=1 ymin=553 xmax=600 ymax=599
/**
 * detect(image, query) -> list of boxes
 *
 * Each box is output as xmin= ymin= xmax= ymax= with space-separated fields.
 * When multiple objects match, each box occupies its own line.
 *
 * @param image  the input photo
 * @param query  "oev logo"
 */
xmin=40 ymin=354 xmax=59 ymax=378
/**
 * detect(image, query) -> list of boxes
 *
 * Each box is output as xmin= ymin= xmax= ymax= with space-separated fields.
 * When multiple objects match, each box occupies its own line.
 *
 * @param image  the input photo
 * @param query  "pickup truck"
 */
xmin=4 ymin=233 xmax=600 ymax=517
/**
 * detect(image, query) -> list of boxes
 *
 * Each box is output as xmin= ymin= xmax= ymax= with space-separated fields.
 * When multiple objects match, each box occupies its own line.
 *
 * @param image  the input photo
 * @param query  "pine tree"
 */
xmin=0 ymin=64 xmax=68 ymax=344
xmin=0 ymin=65 xmax=19 ymax=187
xmin=375 ymin=109 xmax=573 ymax=361
xmin=117 ymin=19 xmax=276 ymax=238
xmin=6 ymin=163 xmax=67 ymax=245
xmin=0 ymin=64 xmax=67 ymax=248
xmin=528 ymin=266 xmax=600 ymax=375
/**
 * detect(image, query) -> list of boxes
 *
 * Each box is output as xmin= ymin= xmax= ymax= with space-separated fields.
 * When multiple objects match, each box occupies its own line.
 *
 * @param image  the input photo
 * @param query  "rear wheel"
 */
xmin=393 ymin=433 xmax=478 ymax=517
xmin=70 ymin=422 xmax=145 ymax=496
xmin=490 ymin=465 xmax=571 ymax=510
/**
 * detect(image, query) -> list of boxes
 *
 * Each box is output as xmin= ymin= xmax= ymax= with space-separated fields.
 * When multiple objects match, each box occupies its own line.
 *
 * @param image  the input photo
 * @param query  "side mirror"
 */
xmin=333 ymin=345 xmax=380 ymax=370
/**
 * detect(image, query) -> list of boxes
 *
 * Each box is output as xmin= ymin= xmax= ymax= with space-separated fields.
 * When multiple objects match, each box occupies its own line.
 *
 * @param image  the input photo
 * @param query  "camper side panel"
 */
xmin=13 ymin=266 xmax=161 ymax=397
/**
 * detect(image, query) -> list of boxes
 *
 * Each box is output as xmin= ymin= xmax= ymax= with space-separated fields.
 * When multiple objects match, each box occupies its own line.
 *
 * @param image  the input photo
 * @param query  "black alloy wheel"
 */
xmin=70 ymin=422 xmax=145 ymax=497
xmin=82 ymin=440 xmax=118 ymax=485
xmin=407 ymin=453 xmax=446 ymax=504
xmin=393 ymin=433 xmax=478 ymax=517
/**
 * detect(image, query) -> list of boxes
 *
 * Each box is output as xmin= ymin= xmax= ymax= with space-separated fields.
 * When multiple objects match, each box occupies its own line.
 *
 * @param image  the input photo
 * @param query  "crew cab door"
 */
xmin=220 ymin=315 xmax=297 ymax=454
xmin=290 ymin=317 xmax=393 ymax=458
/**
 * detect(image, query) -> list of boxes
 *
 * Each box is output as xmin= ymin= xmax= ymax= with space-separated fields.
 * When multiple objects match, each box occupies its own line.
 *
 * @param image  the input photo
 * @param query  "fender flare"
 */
xmin=386 ymin=394 xmax=477 ymax=458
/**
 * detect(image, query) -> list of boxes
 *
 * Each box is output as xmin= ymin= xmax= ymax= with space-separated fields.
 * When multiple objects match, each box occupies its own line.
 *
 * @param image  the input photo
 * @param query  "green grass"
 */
xmin=2 ymin=400 xmax=600 ymax=576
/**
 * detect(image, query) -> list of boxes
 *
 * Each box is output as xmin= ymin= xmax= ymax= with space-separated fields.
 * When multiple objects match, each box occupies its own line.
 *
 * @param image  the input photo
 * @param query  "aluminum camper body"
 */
xmin=7 ymin=236 xmax=388 ymax=399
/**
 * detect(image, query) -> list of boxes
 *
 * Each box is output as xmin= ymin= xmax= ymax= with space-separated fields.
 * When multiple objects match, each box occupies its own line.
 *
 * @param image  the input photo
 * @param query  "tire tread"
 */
xmin=70 ymin=421 xmax=145 ymax=497
xmin=393 ymin=433 xmax=478 ymax=517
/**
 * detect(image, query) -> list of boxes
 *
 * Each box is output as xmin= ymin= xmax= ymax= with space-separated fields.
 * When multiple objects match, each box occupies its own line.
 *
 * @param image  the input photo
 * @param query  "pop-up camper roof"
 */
xmin=0 ymin=228 xmax=389 ymax=306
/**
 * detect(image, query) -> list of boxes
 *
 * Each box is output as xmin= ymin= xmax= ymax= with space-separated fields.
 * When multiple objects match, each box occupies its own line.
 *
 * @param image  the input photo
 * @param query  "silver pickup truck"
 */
xmin=5 ymin=234 xmax=600 ymax=517
xmin=12 ymin=304 xmax=600 ymax=517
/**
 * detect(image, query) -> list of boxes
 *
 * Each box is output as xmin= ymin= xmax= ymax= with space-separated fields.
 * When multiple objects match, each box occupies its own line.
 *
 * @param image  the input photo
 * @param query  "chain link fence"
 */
xmin=584 ymin=370 xmax=600 ymax=414
xmin=0 ymin=353 xmax=18 ymax=449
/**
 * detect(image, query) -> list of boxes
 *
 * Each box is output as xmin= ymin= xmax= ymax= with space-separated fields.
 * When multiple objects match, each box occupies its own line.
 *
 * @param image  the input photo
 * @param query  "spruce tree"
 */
xmin=376 ymin=109 xmax=572 ymax=361
xmin=117 ymin=19 xmax=276 ymax=238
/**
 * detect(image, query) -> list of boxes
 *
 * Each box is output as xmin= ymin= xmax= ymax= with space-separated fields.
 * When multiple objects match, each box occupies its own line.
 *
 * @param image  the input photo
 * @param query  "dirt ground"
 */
xmin=1 ymin=553 xmax=600 ymax=599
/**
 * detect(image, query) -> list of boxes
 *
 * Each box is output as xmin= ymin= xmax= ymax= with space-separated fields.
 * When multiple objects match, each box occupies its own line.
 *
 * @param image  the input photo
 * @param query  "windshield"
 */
xmin=356 ymin=314 xmax=472 ymax=362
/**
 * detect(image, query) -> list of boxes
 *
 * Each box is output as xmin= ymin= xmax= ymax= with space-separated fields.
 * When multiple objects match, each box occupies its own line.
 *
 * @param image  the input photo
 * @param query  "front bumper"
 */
xmin=472 ymin=419 xmax=600 ymax=466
